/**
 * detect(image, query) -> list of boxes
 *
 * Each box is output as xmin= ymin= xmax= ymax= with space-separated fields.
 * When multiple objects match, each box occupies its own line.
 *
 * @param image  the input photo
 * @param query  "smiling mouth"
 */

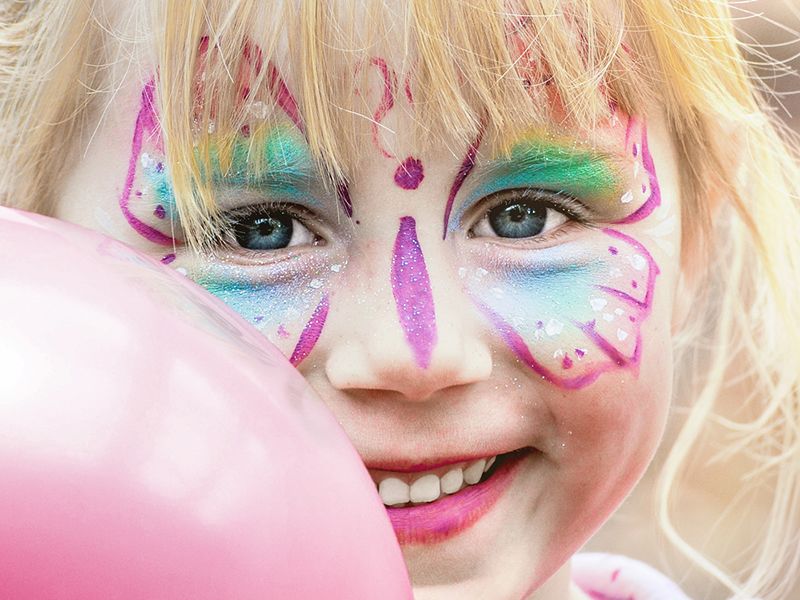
xmin=367 ymin=448 xmax=534 ymax=545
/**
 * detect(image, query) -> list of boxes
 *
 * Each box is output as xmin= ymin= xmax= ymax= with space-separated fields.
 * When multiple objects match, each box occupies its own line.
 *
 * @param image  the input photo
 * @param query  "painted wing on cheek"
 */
xmin=119 ymin=80 xmax=178 ymax=248
xmin=475 ymin=229 xmax=658 ymax=389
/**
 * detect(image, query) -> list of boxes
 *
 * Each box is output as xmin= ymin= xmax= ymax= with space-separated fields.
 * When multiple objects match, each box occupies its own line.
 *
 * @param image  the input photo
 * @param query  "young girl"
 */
xmin=2 ymin=1 xmax=799 ymax=598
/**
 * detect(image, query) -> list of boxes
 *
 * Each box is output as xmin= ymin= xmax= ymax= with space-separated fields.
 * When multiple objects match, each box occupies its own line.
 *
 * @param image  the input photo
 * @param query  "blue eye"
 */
xmin=229 ymin=208 xmax=317 ymax=250
xmin=472 ymin=195 xmax=570 ymax=239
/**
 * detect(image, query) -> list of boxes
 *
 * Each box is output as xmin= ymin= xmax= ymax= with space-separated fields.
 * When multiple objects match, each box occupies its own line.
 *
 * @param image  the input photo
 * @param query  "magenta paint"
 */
xmin=369 ymin=57 xmax=398 ymax=159
xmin=608 ymin=246 xmax=618 ymax=255
xmin=160 ymin=253 xmax=176 ymax=265
xmin=394 ymin=156 xmax=425 ymax=189
xmin=336 ymin=180 xmax=353 ymax=217
xmin=289 ymin=294 xmax=329 ymax=366
xmin=442 ymin=131 xmax=483 ymax=239
xmin=597 ymin=228 xmax=659 ymax=309
xmin=267 ymin=62 xmax=305 ymax=133
xmin=154 ymin=205 xmax=166 ymax=219
xmin=404 ymin=75 xmax=414 ymax=104
xmin=119 ymin=80 xmax=176 ymax=247
xmin=613 ymin=119 xmax=661 ymax=225
xmin=391 ymin=217 xmax=438 ymax=369
xmin=478 ymin=303 xmax=605 ymax=389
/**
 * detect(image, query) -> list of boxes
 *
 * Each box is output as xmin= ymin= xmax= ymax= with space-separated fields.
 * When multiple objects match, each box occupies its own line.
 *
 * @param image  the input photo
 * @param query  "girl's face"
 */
xmin=56 ymin=43 xmax=681 ymax=599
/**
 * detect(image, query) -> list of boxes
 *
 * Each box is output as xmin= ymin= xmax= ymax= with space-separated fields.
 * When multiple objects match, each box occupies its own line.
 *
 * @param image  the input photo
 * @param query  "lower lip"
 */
xmin=385 ymin=449 xmax=531 ymax=545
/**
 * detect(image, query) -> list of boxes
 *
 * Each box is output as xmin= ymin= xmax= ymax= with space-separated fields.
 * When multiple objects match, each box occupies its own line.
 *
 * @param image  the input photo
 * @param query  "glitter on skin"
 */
xmin=464 ymin=121 xmax=661 ymax=389
xmin=391 ymin=217 xmax=438 ymax=369
xmin=447 ymin=134 xmax=622 ymax=236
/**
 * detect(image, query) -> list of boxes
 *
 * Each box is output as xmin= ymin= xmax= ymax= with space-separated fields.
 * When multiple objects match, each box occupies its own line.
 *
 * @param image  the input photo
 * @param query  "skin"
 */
xmin=54 ymin=35 xmax=683 ymax=600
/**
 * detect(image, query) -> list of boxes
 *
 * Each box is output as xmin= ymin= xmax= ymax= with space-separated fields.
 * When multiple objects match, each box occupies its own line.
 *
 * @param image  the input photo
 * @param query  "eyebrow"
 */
xmin=473 ymin=136 xmax=622 ymax=198
xmin=209 ymin=125 xmax=318 ymax=193
xmin=445 ymin=135 xmax=623 ymax=231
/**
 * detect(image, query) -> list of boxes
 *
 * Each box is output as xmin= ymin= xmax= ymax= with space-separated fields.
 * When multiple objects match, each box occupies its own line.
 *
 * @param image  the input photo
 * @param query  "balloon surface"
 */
xmin=0 ymin=207 xmax=411 ymax=599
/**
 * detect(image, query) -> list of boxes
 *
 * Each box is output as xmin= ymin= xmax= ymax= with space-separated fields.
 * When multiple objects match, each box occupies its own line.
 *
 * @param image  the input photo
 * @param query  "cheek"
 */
xmin=465 ymin=229 xmax=658 ymax=390
xmin=186 ymin=260 xmax=338 ymax=366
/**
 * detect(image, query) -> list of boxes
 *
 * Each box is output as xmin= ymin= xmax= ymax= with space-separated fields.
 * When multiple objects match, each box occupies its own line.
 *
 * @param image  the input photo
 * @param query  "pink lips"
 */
xmin=386 ymin=449 xmax=530 ymax=545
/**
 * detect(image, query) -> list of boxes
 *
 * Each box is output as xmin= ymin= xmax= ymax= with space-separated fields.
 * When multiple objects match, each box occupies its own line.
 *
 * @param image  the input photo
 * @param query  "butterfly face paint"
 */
xmin=117 ymin=63 xmax=340 ymax=366
xmin=458 ymin=118 xmax=660 ymax=388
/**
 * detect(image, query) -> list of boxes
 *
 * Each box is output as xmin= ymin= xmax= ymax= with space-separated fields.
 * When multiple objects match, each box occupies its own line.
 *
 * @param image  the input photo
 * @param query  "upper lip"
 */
xmin=363 ymin=446 xmax=532 ymax=473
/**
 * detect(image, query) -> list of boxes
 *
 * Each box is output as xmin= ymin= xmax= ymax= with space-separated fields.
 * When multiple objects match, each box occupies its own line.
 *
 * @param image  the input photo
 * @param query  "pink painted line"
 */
xmin=370 ymin=57 xmax=397 ymax=159
xmin=477 ymin=303 xmax=607 ymax=390
xmin=289 ymin=294 xmax=329 ymax=366
xmin=267 ymin=62 xmax=305 ymax=134
xmin=442 ymin=130 xmax=483 ymax=239
xmin=119 ymin=80 xmax=176 ymax=247
xmin=391 ymin=217 xmax=437 ymax=369
xmin=613 ymin=121 xmax=661 ymax=225
xmin=579 ymin=321 xmax=642 ymax=367
xmin=600 ymin=228 xmax=660 ymax=308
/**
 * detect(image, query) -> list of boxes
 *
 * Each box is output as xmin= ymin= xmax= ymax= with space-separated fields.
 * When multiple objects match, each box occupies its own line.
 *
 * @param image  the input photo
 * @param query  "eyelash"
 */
xmin=466 ymin=187 xmax=594 ymax=237
xmin=212 ymin=201 xmax=322 ymax=251
xmin=209 ymin=187 xmax=593 ymax=255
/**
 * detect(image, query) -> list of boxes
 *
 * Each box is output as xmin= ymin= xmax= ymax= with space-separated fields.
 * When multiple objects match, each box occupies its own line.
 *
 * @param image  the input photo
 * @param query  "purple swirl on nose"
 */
xmin=391 ymin=217 xmax=438 ymax=368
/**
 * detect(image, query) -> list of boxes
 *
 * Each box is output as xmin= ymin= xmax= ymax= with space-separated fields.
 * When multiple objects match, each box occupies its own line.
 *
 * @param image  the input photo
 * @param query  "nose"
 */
xmin=324 ymin=217 xmax=492 ymax=402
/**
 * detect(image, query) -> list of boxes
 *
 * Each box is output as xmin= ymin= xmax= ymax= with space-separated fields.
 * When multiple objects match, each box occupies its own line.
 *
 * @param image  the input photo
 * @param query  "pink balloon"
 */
xmin=0 ymin=207 xmax=411 ymax=599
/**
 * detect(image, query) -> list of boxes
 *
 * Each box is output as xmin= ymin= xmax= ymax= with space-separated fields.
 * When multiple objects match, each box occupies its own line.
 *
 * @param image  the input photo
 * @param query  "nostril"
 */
xmin=325 ymin=337 xmax=493 ymax=401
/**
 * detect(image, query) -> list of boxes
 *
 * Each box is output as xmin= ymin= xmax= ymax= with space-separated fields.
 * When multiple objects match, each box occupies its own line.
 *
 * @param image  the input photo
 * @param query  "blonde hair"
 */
xmin=2 ymin=1 xmax=799 ymax=597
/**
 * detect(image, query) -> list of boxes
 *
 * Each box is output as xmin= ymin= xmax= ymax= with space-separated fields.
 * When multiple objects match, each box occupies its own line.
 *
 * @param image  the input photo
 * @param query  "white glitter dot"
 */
xmin=617 ymin=328 xmax=629 ymax=341
xmin=603 ymin=313 xmax=614 ymax=322
xmin=330 ymin=264 xmax=342 ymax=272
xmin=590 ymin=298 xmax=608 ymax=311
xmin=614 ymin=308 xmax=624 ymax=316
xmin=620 ymin=190 xmax=633 ymax=204
xmin=629 ymin=254 xmax=647 ymax=271
xmin=175 ymin=267 xmax=188 ymax=276
xmin=308 ymin=278 xmax=323 ymax=289
xmin=545 ymin=319 xmax=564 ymax=337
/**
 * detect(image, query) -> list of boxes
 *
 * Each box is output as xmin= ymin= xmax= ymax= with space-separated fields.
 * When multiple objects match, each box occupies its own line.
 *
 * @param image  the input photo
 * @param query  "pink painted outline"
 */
xmin=478 ymin=228 xmax=658 ymax=389
xmin=119 ymin=80 xmax=176 ymax=247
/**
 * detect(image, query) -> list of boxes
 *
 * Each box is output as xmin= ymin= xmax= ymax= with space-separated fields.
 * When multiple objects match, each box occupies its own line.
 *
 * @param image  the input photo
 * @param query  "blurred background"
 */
xmin=585 ymin=1 xmax=800 ymax=599
xmin=739 ymin=0 xmax=800 ymax=132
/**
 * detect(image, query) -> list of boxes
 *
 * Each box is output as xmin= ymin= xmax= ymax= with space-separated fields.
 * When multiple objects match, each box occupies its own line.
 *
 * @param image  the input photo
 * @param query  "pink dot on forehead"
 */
xmin=393 ymin=156 xmax=425 ymax=190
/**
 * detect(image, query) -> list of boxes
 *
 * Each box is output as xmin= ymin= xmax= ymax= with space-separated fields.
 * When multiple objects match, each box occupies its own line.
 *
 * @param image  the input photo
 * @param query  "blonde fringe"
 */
xmin=1 ymin=1 xmax=799 ymax=597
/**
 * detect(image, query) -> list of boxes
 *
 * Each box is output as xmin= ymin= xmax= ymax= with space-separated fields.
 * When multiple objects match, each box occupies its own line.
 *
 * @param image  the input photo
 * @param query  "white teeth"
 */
xmin=440 ymin=468 xmax=464 ymax=494
xmin=484 ymin=456 xmax=496 ymax=472
xmin=379 ymin=477 xmax=410 ymax=506
xmin=375 ymin=455 xmax=500 ymax=507
xmin=463 ymin=458 xmax=486 ymax=485
xmin=409 ymin=474 xmax=440 ymax=503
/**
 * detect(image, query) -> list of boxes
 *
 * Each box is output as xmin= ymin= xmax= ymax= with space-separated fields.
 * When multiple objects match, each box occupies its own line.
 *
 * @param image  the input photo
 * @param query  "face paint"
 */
xmin=367 ymin=57 xmax=398 ymax=159
xmin=462 ymin=120 xmax=661 ymax=389
xmin=360 ymin=57 xmax=426 ymax=192
xmin=192 ymin=260 xmax=335 ymax=367
xmin=448 ymin=133 xmax=624 ymax=236
xmin=118 ymin=79 xmax=178 ymax=247
xmin=442 ymin=131 xmax=483 ymax=239
xmin=288 ymin=294 xmax=330 ymax=366
xmin=391 ymin=217 xmax=438 ymax=369
xmin=394 ymin=156 xmax=425 ymax=190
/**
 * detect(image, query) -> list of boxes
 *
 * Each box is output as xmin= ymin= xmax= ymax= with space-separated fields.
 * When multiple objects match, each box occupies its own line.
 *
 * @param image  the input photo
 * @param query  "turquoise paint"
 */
xmin=449 ymin=137 xmax=621 ymax=233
